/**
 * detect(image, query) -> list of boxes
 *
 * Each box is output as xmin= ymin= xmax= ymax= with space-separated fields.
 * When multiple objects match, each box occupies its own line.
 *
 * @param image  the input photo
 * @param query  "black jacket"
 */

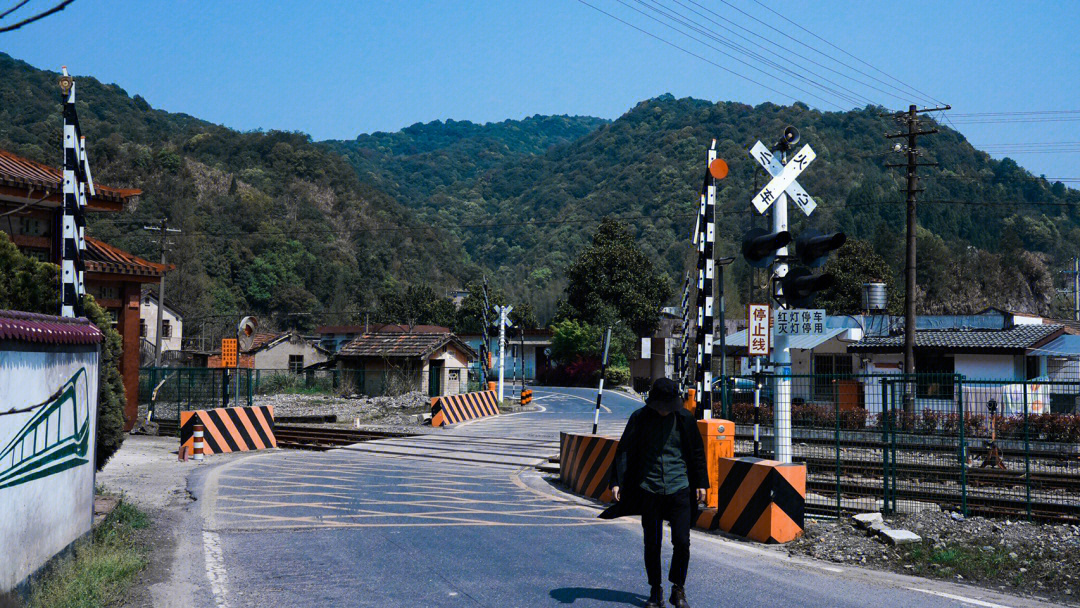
xmin=598 ymin=406 xmax=708 ymax=520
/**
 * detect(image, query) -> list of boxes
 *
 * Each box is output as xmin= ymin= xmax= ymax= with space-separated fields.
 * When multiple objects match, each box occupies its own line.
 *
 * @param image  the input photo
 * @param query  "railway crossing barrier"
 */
xmin=180 ymin=405 xmax=276 ymax=455
xmin=695 ymin=457 xmax=806 ymax=544
xmin=430 ymin=390 xmax=500 ymax=427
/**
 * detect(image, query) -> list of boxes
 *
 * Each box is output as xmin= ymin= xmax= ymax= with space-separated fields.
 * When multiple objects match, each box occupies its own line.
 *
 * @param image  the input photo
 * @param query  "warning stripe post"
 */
xmin=192 ymin=424 xmax=204 ymax=462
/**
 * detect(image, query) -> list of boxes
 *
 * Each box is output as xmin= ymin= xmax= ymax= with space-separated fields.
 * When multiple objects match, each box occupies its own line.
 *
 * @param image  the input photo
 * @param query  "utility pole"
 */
xmin=1058 ymin=257 xmax=1080 ymax=321
xmin=143 ymin=217 xmax=181 ymax=366
xmin=886 ymin=104 xmax=949 ymax=411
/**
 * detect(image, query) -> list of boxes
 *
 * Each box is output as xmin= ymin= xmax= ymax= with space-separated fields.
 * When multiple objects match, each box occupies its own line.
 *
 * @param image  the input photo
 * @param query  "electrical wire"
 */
xmin=608 ymin=0 xmax=848 ymax=110
xmin=747 ymin=0 xmax=946 ymax=107
xmin=633 ymin=0 xmax=876 ymax=108
xmin=573 ymin=0 xmax=839 ymax=110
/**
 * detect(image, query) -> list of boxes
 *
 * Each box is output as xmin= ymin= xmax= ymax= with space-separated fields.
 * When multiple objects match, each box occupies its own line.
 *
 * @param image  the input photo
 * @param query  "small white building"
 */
xmin=139 ymin=289 xmax=183 ymax=353
xmin=247 ymin=331 xmax=332 ymax=371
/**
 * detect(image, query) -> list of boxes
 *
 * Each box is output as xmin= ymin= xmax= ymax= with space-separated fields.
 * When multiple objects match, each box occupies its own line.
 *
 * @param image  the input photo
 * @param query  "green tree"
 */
xmin=377 ymin=284 xmax=457 ymax=328
xmin=561 ymin=218 xmax=672 ymax=336
xmin=815 ymin=239 xmax=901 ymax=315
xmin=452 ymin=280 xmax=539 ymax=334
xmin=0 ymin=233 xmax=126 ymax=470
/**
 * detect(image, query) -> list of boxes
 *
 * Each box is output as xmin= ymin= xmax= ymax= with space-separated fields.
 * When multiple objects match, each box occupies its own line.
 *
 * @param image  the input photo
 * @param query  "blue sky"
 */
xmin=3 ymin=0 xmax=1078 ymax=177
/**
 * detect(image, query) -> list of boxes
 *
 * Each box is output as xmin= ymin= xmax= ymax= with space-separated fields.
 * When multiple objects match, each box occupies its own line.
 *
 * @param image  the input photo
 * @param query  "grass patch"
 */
xmin=25 ymin=499 xmax=150 ymax=608
xmin=903 ymin=539 xmax=1018 ymax=581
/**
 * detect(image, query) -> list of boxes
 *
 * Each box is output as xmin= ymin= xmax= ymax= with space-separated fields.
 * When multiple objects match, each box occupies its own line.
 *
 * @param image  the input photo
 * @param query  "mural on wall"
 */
xmin=0 ymin=368 xmax=91 ymax=490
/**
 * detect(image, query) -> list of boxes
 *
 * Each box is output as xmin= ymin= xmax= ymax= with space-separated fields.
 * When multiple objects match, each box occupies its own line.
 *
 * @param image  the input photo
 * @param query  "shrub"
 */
xmin=604 ymin=365 xmax=631 ymax=387
xmin=919 ymin=409 xmax=941 ymax=434
xmin=0 ymin=234 xmax=126 ymax=470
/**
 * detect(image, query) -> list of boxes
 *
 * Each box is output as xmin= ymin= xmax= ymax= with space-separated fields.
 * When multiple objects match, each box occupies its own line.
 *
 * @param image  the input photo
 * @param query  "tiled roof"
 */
xmin=338 ymin=332 xmax=476 ymax=359
xmin=85 ymin=237 xmax=171 ymax=278
xmin=850 ymin=324 xmax=1063 ymax=352
xmin=247 ymin=332 xmax=286 ymax=352
xmin=0 ymin=309 xmax=102 ymax=345
xmin=316 ymin=324 xmax=450 ymax=335
xmin=0 ymin=148 xmax=141 ymax=204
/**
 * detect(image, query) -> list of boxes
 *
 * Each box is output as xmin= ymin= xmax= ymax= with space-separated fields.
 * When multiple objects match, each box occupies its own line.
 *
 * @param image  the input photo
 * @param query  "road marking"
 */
xmin=906 ymin=587 xmax=1013 ymax=608
xmin=203 ymin=530 xmax=230 ymax=608
xmin=819 ymin=566 xmax=843 ymax=573
xmin=543 ymin=390 xmax=612 ymax=412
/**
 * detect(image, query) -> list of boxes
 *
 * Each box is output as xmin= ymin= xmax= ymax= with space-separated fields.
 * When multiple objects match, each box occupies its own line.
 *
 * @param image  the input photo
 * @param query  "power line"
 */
xmin=608 ymin=0 xmax=848 ymax=110
xmin=635 ymin=0 xmax=878 ymax=108
xmin=573 ymin=0 xmax=837 ymax=109
xmin=0 ymin=0 xmax=76 ymax=33
xmin=747 ymin=0 xmax=945 ymax=107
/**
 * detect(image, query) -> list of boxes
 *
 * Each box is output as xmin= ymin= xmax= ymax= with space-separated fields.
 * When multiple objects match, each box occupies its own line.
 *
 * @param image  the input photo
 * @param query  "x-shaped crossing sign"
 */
xmin=749 ymin=141 xmax=817 ymax=216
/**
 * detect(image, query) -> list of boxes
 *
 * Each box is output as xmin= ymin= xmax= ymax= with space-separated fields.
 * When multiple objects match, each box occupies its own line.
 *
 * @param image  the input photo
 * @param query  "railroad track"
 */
xmin=273 ymin=425 xmax=416 ymax=451
xmin=795 ymin=456 xmax=1080 ymax=492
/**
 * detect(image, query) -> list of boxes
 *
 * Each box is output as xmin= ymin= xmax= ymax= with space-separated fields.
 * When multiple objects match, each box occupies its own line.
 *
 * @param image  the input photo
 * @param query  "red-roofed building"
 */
xmin=0 ymin=147 xmax=167 ymax=430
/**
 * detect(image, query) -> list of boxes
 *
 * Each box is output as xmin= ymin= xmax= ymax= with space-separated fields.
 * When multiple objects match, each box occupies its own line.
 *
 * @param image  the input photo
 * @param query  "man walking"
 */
xmin=600 ymin=377 xmax=708 ymax=608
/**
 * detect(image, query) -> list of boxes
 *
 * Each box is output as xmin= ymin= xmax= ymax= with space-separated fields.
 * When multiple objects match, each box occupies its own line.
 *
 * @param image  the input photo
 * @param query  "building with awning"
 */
xmin=0 ymin=147 xmax=168 ymax=429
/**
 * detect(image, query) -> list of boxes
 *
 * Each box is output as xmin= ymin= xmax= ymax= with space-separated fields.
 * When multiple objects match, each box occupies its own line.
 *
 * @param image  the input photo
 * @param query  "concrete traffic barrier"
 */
xmin=192 ymin=424 xmax=205 ymax=461
xmin=431 ymin=390 xmax=500 ymax=427
xmin=695 ymin=457 xmax=806 ymax=544
xmin=559 ymin=432 xmax=617 ymax=502
xmin=180 ymin=405 xmax=276 ymax=455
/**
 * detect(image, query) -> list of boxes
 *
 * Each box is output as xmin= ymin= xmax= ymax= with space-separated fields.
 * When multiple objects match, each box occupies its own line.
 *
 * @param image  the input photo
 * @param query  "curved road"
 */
xmin=184 ymin=387 xmax=1054 ymax=608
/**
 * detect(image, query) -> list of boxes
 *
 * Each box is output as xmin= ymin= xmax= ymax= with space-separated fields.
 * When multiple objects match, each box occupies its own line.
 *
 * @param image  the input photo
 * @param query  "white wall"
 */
xmin=140 ymin=297 xmax=183 ymax=352
xmin=954 ymin=354 xmax=1017 ymax=380
xmin=253 ymin=335 xmax=329 ymax=370
xmin=0 ymin=346 xmax=99 ymax=591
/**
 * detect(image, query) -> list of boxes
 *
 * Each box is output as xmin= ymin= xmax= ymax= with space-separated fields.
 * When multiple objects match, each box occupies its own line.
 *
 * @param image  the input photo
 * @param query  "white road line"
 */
xmin=543 ymin=390 xmax=612 ymax=413
xmin=203 ymin=530 xmax=231 ymax=608
xmin=906 ymin=587 xmax=1014 ymax=608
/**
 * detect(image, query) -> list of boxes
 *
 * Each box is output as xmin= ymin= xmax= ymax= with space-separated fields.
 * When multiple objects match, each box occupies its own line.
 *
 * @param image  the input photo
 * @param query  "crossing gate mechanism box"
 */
xmin=180 ymin=406 xmax=276 ymax=454
xmin=696 ymin=457 xmax=806 ymax=544
xmin=697 ymin=419 xmax=734 ymax=509
xmin=431 ymin=390 xmax=499 ymax=426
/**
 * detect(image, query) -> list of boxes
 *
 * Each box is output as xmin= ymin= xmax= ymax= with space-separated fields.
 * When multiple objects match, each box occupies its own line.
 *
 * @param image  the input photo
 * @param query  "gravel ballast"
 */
xmin=255 ymin=391 xmax=431 ymax=428
xmin=787 ymin=510 xmax=1080 ymax=605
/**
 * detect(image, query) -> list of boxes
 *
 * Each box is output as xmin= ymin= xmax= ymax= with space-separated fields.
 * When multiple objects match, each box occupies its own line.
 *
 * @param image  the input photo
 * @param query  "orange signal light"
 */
xmin=709 ymin=158 xmax=729 ymax=180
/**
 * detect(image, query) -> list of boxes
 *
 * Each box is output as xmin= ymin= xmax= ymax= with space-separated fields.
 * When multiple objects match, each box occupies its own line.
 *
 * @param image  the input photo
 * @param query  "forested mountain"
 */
xmin=0 ymin=53 xmax=475 ymax=337
xmin=3 ymin=50 xmax=1078 ymax=337
xmin=329 ymin=94 xmax=1080 ymax=319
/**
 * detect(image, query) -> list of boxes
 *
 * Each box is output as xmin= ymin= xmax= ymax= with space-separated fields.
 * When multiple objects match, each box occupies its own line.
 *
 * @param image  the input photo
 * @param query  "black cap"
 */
xmin=645 ymin=378 xmax=682 ymax=414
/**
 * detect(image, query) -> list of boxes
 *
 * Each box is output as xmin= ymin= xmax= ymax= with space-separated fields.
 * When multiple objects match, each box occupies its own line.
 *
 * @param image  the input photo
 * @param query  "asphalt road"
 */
xmin=186 ymin=387 xmax=1056 ymax=608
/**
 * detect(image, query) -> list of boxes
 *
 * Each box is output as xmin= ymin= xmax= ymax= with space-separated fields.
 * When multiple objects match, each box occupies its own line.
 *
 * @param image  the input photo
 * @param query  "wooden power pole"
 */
xmin=887 ymin=104 xmax=949 ymax=411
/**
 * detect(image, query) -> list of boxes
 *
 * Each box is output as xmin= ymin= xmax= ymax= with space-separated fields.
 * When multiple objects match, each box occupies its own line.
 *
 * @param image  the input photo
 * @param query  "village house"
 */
xmin=316 ymin=323 xmax=450 ymax=354
xmin=208 ymin=330 xmax=331 ymax=371
xmin=139 ymin=288 xmax=183 ymax=364
xmin=460 ymin=328 xmax=552 ymax=383
xmin=335 ymin=329 xmax=475 ymax=397
xmin=0 ymin=148 xmax=167 ymax=429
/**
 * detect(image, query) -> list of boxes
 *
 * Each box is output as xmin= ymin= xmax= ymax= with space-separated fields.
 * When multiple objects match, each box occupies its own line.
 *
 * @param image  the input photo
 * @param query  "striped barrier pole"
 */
xmin=592 ymin=327 xmax=612 ymax=435
xmin=193 ymin=424 xmax=205 ymax=462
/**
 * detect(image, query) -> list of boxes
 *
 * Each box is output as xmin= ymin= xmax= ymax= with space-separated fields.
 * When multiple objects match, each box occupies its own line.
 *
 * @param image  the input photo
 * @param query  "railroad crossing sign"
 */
xmin=749 ymin=141 xmax=817 ymax=216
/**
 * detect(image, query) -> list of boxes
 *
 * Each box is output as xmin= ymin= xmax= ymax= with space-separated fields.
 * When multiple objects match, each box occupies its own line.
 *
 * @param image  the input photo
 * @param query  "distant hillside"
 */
xmin=0 ymin=52 xmax=471 ymax=336
xmin=331 ymin=94 xmax=1080 ymax=319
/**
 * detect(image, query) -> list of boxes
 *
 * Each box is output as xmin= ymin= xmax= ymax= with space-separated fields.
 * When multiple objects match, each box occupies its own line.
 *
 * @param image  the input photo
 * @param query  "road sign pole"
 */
xmin=773 ymin=189 xmax=793 ymax=464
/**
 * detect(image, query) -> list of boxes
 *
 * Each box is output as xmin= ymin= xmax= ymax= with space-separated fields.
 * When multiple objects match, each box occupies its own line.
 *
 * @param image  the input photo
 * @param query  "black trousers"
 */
xmin=640 ymin=487 xmax=692 ymax=588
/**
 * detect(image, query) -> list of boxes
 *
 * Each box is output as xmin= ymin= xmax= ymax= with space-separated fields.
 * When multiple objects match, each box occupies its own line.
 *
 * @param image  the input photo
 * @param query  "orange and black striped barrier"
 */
xmin=520 ymin=389 xmax=533 ymax=405
xmin=431 ymin=390 xmax=500 ymax=427
xmin=559 ymin=432 xmax=618 ymax=502
xmin=695 ymin=456 xmax=805 ymax=544
xmin=180 ymin=406 xmax=276 ymax=455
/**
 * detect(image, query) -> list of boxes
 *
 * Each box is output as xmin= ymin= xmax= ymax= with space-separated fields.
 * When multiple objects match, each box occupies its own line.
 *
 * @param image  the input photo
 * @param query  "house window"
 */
xmin=139 ymin=319 xmax=147 ymax=338
xmin=915 ymin=352 xmax=954 ymax=399
xmin=1025 ymin=356 xmax=1042 ymax=380
xmin=161 ymin=320 xmax=172 ymax=339
xmin=289 ymin=355 xmax=304 ymax=374
xmin=813 ymin=355 xmax=853 ymax=401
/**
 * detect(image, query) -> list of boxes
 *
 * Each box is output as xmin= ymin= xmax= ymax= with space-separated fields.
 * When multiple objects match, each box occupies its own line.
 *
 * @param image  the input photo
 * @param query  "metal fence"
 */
xmin=716 ymin=373 xmax=1080 ymax=523
xmin=139 ymin=367 xmax=439 ymax=423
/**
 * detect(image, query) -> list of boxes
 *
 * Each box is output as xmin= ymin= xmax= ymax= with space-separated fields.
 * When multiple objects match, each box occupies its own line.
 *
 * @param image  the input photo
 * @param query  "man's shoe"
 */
xmin=669 ymin=584 xmax=690 ymax=608
xmin=644 ymin=585 xmax=663 ymax=608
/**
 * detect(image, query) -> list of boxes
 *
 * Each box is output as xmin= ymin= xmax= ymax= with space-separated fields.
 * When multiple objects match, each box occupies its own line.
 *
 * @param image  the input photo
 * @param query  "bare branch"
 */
xmin=0 ymin=0 xmax=76 ymax=33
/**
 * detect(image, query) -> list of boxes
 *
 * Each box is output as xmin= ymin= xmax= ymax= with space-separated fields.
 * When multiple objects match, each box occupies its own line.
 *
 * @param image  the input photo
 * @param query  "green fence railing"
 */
xmin=714 ymin=373 xmax=1080 ymax=524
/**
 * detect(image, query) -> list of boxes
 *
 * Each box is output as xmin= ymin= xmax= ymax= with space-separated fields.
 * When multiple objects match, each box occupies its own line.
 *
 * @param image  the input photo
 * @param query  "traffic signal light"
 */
xmin=794 ymin=229 xmax=847 ymax=268
xmin=742 ymin=227 xmax=791 ymax=268
xmin=780 ymin=268 xmax=836 ymax=308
